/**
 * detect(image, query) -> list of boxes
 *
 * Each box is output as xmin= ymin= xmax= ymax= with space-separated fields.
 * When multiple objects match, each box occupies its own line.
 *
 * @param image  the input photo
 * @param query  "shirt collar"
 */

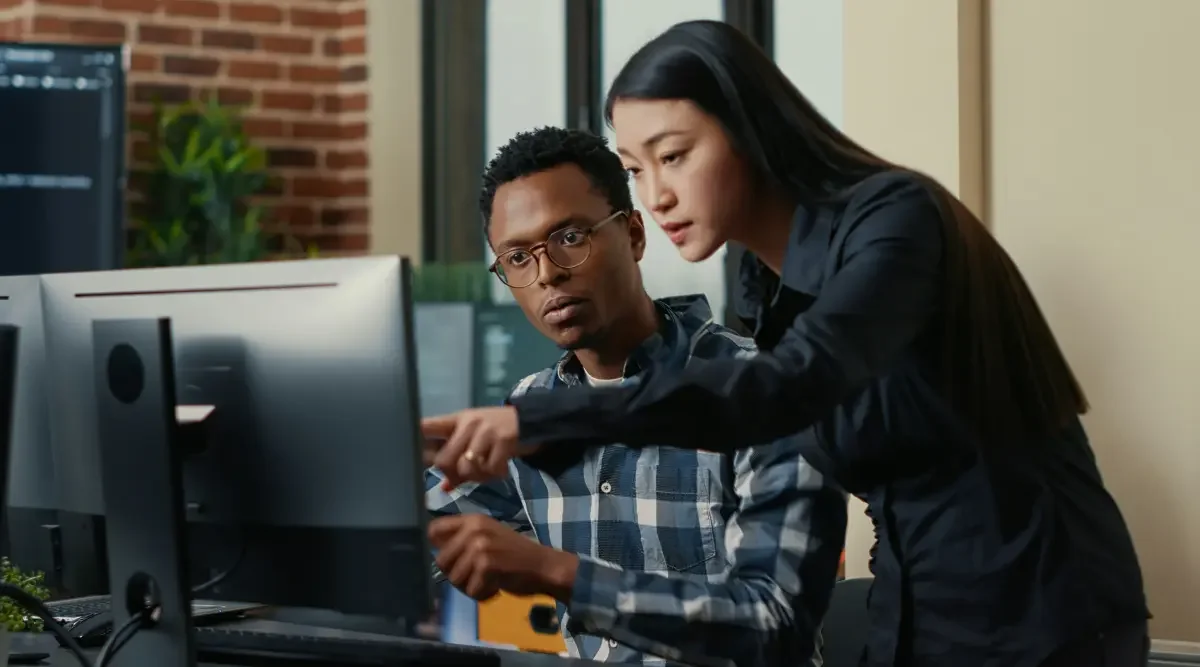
xmin=553 ymin=295 xmax=711 ymax=386
xmin=736 ymin=201 xmax=832 ymax=318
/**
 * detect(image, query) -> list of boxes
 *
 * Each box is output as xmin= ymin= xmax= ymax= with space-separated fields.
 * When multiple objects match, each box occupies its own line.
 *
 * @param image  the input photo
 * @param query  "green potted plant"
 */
xmin=0 ymin=557 xmax=50 ymax=633
xmin=411 ymin=261 xmax=493 ymax=303
xmin=127 ymin=98 xmax=312 ymax=267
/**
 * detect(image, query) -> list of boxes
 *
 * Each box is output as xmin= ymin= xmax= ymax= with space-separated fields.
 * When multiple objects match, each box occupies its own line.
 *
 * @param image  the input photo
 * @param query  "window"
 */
xmin=601 ymin=0 xmax=727 ymax=320
xmin=773 ymin=0 xmax=843 ymax=124
xmin=421 ymin=0 xmax=487 ymax=263
xmin=483 ymin=0 xmax=568 ymax=303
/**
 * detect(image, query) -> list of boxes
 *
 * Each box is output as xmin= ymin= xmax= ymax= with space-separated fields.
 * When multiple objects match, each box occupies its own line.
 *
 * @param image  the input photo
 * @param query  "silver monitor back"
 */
xmin=40 ymin=256 xmax=425 ymax=535
xmin=0 ymin=275 xmax=55 ymax=511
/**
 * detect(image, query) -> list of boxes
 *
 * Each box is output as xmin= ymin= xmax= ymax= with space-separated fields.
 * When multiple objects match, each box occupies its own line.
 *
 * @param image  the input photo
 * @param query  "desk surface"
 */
xmin=37 ymin=632 xmax=1200 ymax=666
xmin=37 ymin=618 xmax=606 ymax=667
xmin=47 ymin=654 xmax=601 ymax=667
xmin=47 ymin=652 xmax=603 ymax=667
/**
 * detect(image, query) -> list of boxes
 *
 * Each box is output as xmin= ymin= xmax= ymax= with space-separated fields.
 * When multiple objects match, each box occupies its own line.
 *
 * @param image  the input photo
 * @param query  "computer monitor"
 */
xmin=0 ymin=277 xmax=54 ymax=512
xmin=0 ymin=324 xmax=17 ymax=543
xmin=0 ymin=43 xmax=126 ymax=275
xmin=0 ymin=276 xmax=87 ymax=593
xmin=413 ymin=303 xmax=475 ymax=416
xmin=40 ymin=256 xmax=431 ymax=620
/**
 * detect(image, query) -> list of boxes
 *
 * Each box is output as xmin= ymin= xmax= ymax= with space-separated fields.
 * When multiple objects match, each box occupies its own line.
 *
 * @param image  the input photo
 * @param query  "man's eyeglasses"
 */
xmin=488 ymin=210 xmax=627 ymax=288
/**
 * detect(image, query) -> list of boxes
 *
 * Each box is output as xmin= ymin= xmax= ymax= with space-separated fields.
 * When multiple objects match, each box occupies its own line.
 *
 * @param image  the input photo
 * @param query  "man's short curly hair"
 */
xmin=479 ymin=127 xmax=633 ymax=238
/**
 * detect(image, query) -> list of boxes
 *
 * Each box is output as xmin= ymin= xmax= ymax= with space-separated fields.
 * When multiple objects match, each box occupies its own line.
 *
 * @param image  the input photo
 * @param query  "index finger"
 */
xmin=422 ymin=437 xmax=444 ymax=467
xmin=427 ymin=515 xmax=464 ymax=547
xmin=434 ymin=418 xmax=476 ymax=491
xmin=421 ymin=414 xmax=458 ymax=439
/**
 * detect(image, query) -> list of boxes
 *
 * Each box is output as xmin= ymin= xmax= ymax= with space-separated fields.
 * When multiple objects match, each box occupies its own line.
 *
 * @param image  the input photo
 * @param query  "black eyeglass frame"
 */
xmin=487 ymin=210 xmax=628 ymax=288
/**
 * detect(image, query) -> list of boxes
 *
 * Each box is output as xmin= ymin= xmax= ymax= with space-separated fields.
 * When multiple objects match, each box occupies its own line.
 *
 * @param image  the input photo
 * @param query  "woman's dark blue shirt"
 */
xmin=512 ymin=171 xmax=1148 ymax=666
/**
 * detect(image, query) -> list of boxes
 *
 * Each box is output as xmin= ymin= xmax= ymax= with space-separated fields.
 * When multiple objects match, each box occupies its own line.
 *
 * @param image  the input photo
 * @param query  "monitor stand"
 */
xmin=93 ymin=317 xmax=196 ymax=667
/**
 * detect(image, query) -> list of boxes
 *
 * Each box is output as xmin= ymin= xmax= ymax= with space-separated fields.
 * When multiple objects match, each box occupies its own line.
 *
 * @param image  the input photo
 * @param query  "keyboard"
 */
xmin=46 ymin=594 xmax=259 ymax=623
xmin=45 ymin=595 xmax=263 ymax=647
xmin=194 ymin=626 xmax=501 ymax=666
xmin=44 ymin=597 xmax=109 ymax=621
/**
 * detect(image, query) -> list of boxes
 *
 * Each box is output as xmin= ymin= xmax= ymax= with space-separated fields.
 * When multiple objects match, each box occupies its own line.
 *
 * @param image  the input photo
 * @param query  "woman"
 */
xmin=425 ymin=20 xmax=1148 ymax=667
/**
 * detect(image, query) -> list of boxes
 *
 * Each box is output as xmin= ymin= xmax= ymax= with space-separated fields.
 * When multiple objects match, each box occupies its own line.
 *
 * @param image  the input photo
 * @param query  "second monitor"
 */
xmin=39 ymin=256 xmax=431 ymax=620
xmin=0 ymin=323 xmax=17 ymax=536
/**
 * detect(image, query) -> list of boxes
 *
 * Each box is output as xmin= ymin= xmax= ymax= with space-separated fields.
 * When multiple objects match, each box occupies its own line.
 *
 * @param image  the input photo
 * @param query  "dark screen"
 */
xmin=0 ymin=44 xmax=124 ymax=275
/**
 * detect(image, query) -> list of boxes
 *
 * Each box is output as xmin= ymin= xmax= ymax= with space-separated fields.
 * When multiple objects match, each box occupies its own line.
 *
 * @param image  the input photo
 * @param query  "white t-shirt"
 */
xmin=583 ymin=370 xmax=624 ymax=388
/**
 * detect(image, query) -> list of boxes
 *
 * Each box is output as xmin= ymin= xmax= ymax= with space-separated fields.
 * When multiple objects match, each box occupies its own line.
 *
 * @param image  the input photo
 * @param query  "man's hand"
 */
xmin=422 ymin=407 xmax=534 ymax=490
xmin=428 ymin=514 xmax=577 ymax=602
xmin=422 ymin=437 xmax=441 ymax=467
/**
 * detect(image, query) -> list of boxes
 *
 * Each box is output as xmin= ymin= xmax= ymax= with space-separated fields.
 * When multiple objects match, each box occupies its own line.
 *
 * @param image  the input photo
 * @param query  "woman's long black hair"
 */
xmin=605 ymin=20 xmax=1088 ymax=445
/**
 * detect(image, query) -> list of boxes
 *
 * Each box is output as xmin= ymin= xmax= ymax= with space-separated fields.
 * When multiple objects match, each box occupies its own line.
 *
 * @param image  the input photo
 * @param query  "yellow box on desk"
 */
xmin=478 ymin=592 xmax=566 ymax=654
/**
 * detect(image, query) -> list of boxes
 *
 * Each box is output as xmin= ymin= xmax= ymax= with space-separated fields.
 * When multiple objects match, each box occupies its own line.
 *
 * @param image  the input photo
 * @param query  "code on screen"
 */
xmin=0 ymin=44 xmax=124 ymax=275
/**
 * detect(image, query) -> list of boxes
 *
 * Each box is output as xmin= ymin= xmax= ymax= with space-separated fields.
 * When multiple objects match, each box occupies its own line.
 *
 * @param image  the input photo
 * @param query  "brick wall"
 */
xmin=3 ymin=0 xmax=371 ymax=254
xmin=0 ymin=0 xmax=31 ymax=39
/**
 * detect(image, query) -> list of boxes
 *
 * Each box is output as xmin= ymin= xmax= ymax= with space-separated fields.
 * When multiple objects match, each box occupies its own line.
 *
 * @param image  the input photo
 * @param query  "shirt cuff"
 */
xmin=565 ymin=554 xmax=623 ymax=634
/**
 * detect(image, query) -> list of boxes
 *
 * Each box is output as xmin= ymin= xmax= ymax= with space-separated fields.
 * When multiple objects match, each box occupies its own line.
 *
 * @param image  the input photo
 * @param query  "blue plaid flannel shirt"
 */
xmin=426 ymin=296 xmax=846 ymax=667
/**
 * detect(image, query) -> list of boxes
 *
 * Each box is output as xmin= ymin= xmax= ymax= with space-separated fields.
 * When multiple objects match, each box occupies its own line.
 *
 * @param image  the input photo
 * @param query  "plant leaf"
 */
xmin=131 ymin=100 xmax=274 ymax=269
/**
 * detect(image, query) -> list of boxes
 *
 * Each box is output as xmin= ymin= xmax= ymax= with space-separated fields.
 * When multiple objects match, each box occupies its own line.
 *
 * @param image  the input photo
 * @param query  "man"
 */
xmin=425 ymin=127 xmax=846 ymax=667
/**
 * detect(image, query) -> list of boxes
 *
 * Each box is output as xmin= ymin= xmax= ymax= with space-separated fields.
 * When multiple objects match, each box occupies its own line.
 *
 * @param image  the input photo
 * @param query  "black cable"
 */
xmin=93 ymin=609 xmax=148 ymax=667
xmin=191 ymin=533 xmax=248 ymax=596
xmin=0 ymin=583 xmax=92 ymax=667
xmin=4 ymin=529 xmax=245 ymax=667
xmin=95 ymin=538 xmax=244 ymax=667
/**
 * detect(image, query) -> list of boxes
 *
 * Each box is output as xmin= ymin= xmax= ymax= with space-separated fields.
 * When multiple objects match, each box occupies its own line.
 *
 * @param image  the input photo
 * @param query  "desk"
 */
xmin=39 ymin=617 xmax=607 ymax=667
xmin=38 ymin=626 xmax=1199 ymax=666
xmin=47 ymin=651 xmax=604 ymax=667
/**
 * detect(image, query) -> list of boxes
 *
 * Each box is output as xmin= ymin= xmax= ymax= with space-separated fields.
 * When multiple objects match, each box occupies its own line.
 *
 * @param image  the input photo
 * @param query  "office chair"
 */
xmin=821 ymin=577 xmax=872 ymax=667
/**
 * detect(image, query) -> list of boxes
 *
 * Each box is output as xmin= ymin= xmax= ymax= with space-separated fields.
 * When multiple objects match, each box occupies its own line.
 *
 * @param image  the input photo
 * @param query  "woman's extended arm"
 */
xmin=511 ymin=177 xmax=945 ymax=452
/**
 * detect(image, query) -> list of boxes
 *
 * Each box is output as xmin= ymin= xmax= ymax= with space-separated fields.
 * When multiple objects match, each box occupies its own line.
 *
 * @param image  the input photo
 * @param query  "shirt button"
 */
xmin=600 ymin=481 xmax=612 ymax=494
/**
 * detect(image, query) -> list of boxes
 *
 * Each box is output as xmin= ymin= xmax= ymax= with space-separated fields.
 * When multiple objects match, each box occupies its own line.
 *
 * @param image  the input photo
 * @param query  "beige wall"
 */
xmin=990 ymin=0 xmax=1200 ymax=640
xmin=367 ymin=0 xmax=424 ymax=260
xmin=843 ymin=0 xmax=1200 ymax=641
xmin=843 ymin=0 xmax=986 ymax=218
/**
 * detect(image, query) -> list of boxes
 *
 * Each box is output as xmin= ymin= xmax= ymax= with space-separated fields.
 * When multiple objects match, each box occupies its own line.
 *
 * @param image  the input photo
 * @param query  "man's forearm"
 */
xmin=539 ymin=550 xmax=579 ymax=603
xmin=563 ymin=555 xmax=816 ymax=667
